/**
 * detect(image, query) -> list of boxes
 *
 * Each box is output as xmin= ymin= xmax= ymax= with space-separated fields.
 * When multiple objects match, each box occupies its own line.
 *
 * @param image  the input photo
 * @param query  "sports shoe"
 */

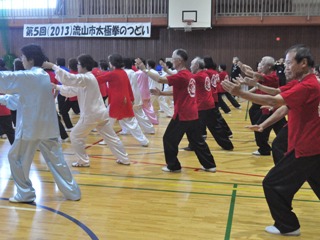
xmin=201 ymin=166 xmax=217 ymax=173
xmin=99 ymin=140 xmax=107 ymax=145
xmin=142 ymin=140 xmax=149 ymax=147
xmin=252 ymin=150 xmax=271 ymax=156
xmin=162 ymin=166 xmax=181 ymax=173
xmin=252 ymin=150 xmax=261 ymax=156
xmin=183 ymin=146 xmax=194 ymax=151
xmin=116 ymin=159 xmax=130 ymax=165
xmin=62 ymin=137 xmax=70 ymax=142
xmin=265 ymin=226 xmax=300 ymax=236
xmin=72 ymin=162 xmax=90 ymax=167
xmin=0 ymin=134 xmax=7 ymax=139
xmin=119 ymin=131 xmax=128 ymax=135
xmin=9 ymin=197 xmax=35 ymax=203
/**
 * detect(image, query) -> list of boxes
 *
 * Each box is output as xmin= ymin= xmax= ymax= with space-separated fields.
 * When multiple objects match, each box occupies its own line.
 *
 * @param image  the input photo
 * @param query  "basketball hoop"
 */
xmin=182 ymin=19 xmax=193 ymax=32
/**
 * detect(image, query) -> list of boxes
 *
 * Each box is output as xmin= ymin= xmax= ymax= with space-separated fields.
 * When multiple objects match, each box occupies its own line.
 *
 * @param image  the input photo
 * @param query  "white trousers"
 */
xmin=70 ymin=118 xmax=129 ymax=165
xmin=8 ymin=138 xmax=81 ymax=202
xmin=109 ymin=116 xmax=149 ymax=146
xmin=120 ymin=105 xmax=155 ymax=134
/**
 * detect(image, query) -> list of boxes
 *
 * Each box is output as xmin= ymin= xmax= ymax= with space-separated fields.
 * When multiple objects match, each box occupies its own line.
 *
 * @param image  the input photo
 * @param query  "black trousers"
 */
xmin=263 ymin=151 xmax=320 ymax=233
xmin=217 ymin=92 xmax=241 ymax=113
xmin=197 ymin=108 xmax=233 ymax=150
xmin=58 ymin=94 xmax=75 ymax=129
xmin=255 ymin=114 xmax=287 ymax=155
xmin=57 ymin=113 xmax=69 ymax=140
xmin=163 ymin=116 xmax=216 ymax=171
xmin=0 ymin=115 xmax=15 ymax=144
xmin=272 ymin=125 xmax=288 ymax=164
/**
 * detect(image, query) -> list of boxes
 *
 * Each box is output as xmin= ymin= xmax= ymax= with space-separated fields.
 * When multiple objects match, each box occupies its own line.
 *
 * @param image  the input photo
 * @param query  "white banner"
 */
xmin=23 ymin=22 xmax=151 ymax=38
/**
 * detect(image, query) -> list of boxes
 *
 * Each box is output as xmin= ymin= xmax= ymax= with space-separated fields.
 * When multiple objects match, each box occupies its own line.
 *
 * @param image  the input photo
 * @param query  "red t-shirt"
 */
xmin=167 ymin=69 xmax=198 ymax=121
xmin=255 ymin=71 xmax=279 ymax=95
xmin=0 ymin=94 xmax=10 ymax=116
xmin=280 ymin=73 xmax=320 ymax=158
xmin=217 ymin=71 xmax=229 ymax=93
xmin=95 ymin=69 xmax=134 ymax=119
xmin=193 ymin=71 xmax=215 ymax=111
xmin=279 ymin=79 xmax=299 ymax=92
xmin=91 ymin=68 xmax=108 ymax=98
xmin=206 ymin=69 xmax=219 ymax=103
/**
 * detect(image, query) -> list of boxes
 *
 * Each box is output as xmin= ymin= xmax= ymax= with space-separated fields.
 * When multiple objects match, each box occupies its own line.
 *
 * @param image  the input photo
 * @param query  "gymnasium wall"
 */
xmin=2 ymin=25 xmax=320 ymax=69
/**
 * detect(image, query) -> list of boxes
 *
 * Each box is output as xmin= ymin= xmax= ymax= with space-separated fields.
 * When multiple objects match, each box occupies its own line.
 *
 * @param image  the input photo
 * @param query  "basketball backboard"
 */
xmin=168 ymin=0 xmax=212 ymax=30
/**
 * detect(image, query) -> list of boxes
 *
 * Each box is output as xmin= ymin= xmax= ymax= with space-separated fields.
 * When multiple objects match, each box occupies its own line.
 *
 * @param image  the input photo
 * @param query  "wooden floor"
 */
xmin=0 ymin=100 xmax=319 ymax=240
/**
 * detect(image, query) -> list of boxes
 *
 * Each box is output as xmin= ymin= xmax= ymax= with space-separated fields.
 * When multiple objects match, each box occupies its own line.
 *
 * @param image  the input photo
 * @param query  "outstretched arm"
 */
xmin=135 ymin=58 xmax=169 ymax=84
xmin=222 ymin=79 xmax=285 ymax=108
xmin=246 ymin=105 xmax=288 ymax=132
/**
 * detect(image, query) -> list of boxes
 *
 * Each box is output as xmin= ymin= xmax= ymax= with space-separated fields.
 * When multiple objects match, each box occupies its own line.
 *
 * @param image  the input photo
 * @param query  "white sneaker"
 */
xmin=201 ymin=166 xmax=217 ymax=173
xmin=252 ymin=150 xmax=261 ymax=156
xmin=99 ymin=140 xmax=107 ymax=145
xmin=0 ymin=134 xmax=7 ymax=139
xmin=161 ymin=166 xmax=181 ymax=173
xmin=62 ymin=137 xmax=70 ymax=142
xmin=265 ymin=226 xmax=300 ymax=236
xmin=119 ymin=131 xmax=128 ymax=135
xmin=92 ymin=128 xmax=97 ymax=132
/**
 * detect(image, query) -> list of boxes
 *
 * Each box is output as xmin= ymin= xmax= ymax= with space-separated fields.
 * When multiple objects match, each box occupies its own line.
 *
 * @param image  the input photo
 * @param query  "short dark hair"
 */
xmin=147 ymin=59 xmax=156 ymax=69
xmin=166 ymin=61 xmax=173 ymax=69
xmin=108 ymin=54 xmax=124 ymax=69
xmin=204 ymin=56 xmax=217 ymax=70
xmin=99 ymin=60 xmax=109 ymax=70
xmin=174 ymin=49 xmax=188 ymax=62
xmin=56 ymin=57 xmax=66 ymax=66
xmin=123 ymin=58 xmax=132 ymax=69
xmin=219 ymin=64 xmax=227 ymax=71
xmin=286 ymin=44 xmax=314 ymax=68
xmin=68 ymin=58 xmax=78 ymax=71
xmin=77 ymin=54 xmax=95 ymax=71
xmin=21 ymin=44 xmax=47 ymax=67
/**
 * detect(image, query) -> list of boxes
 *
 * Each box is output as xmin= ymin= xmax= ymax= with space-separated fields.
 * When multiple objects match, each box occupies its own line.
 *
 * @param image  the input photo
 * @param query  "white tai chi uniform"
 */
xmin=0 ymin=68 xmax=81 ymax=202
xmin=53 ymin=66 xmax=129 ymax=165
xmin=121 ymin=69 xmax=155 ymax=134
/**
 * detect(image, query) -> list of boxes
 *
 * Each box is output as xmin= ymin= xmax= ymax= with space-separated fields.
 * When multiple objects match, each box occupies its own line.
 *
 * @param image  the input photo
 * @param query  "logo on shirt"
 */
xmin=211 ymin=74 xmax=219 ymax=88
xmin=205 ymin=76 xmax=211 ymax=92
xmin=188 ymin=78 xmax=196 ymax=97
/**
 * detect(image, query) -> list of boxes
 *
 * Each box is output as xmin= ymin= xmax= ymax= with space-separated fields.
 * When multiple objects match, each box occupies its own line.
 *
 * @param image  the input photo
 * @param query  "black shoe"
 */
xmin=183 ymin=146 xmax=194 ymax=151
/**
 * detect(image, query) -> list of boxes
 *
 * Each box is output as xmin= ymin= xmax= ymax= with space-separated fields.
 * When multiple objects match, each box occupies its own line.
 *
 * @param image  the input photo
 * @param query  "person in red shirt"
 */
xmin=183 ymin=57 xmax=233 ymax=151
xmin=95 ymin=54 xmax=149 ymax=147
xmin=217 ymin=63 xmax=241 ymax=114
xmin=136 ymin=49 xmax=216 ymax=173
xmin=43 ymin=66 xmax=69 ymax=142
xmin=239 ymin=56 xmax=287 ymax=156
xmin=222 ymin=44 xmax=320 ymax=236
xmin=204 ymin=56 xmax=233 ymax=138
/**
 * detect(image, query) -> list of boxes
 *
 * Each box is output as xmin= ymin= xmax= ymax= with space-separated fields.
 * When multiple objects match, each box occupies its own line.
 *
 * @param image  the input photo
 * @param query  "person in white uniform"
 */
xmin=0 ymin=44 xmax=81 ymax=203
xmin=44 ymin=54 xmax=130 ymax=167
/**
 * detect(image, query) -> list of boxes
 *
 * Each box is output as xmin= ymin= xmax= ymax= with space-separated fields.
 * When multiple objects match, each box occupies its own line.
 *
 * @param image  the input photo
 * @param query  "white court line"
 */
xmin=0 ymin=205 xmax=41 ymax=212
